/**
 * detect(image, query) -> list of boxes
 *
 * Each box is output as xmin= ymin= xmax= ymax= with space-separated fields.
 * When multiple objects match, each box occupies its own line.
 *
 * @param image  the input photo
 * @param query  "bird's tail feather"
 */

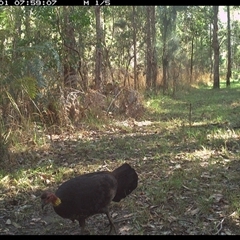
xmin=111 ymin=163 xmax=138 ymax=202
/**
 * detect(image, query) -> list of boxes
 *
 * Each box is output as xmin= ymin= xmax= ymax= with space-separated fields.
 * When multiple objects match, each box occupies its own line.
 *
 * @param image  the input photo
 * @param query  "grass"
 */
xmin=0 ymin=82 xmax=240 ymax=234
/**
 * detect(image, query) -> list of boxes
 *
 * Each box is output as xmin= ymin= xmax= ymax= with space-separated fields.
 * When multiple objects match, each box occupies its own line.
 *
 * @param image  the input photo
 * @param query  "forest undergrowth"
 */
xmin=0 ymin=84 xmax=240 ymax=235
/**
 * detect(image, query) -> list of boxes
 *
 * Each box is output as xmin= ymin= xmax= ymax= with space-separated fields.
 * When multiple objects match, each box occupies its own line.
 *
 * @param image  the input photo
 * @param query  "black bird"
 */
xmin=41 ymin=163 xmax=138 ymax=234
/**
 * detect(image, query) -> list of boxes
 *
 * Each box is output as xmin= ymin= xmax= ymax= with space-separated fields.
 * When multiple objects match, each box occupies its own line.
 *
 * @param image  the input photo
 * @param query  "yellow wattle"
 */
xmin=53 ymin=197 xmax=61 ymax=207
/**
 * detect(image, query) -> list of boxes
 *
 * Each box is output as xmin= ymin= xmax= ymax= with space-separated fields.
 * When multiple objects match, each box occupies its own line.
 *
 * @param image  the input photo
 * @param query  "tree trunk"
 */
xmin=162 ymin=7 xmax=168 ymax=94
xmin=63 ymin=6 xmax=77 ymax=89
xmin=132 ymin=6 xmax=138 ymax=90
xmin=159 ymin=6 xmax=177 ymax=94
xmin=151 ymin=6 xmax=157 ymax=91
xmin=226 ymin=5 xmax=231 ymax=87
xmin=12 ymin=8 xmax=22 ymax=61
xmin=162 ymin=47 xmax=168 ymax=94
xmin=94 ymin=6 xmax=102 ymax=91
xmin=209 ymin=22 xmax=213 ymax=82
xmin=190 ymin=36 xmax=194 ymax=84
xmin=102 ymin=11 xmax=108 ymax=88
xmin=212 ymin=6 xmax=220 ymax=89
xmin=146 ymin=6 xmax=157 ymax=91
xmin=146 ymin=6 xmax=152 ymax=90
xmin=24 ymin=7 xmax=31 ymax=44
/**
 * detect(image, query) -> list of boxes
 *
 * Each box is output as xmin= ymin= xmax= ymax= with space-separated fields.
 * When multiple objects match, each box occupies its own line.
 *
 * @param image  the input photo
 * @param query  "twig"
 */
xmin=215 ymin=218 xmax=225 ymax=235
xmin=182 ymin=184 xmax=194 ymax=191
xmin=106 ymin=89 xmax=124 ymax=114
xmin=182 ymin=184 xmax=196 ymax=192
xmin=113 ymin=216 xmax=134 ymax=223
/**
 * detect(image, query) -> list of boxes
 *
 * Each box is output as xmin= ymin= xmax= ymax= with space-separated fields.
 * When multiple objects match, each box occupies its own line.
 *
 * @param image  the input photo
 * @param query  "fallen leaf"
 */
xmin=147 ymin=223 xmax=156 ymax=229
xmin=224 ymin=229 xmax=232 ymax=235
xmin=174 ymin=164 xmax=181 ymax=169
xmin=190 ymin=208 xmax=200 ymax=216
xmin=168 ymin=216 xmax=177 ymax=222
xmin=6 ymin=219 xmax=11 ymax=225
xmin=46 ymin=179 xmax=51 ymax=184
xmin=31 ymin=218 xmax=41 ymax=222
xmin=119 ymin=225 xmax=132 ymax=233
xmin=210 ymin=193 xmax=223 ymax=203
xmin=201 ymin=172 xmax=213 ymax=178
xmin=229 ymin=211 xmax=238 ymax=217
xmin=123 ymin=213 xmax=133 ymax=218
xmin=18 ymin=204 xmax=32 ymax=211
xmin=30 ymin=194 xmax=36 ymax=199
xmin=149 ymin=205 xmax=159 ymax=210
xmin=12 ymin=221 xmax=21 ymax=228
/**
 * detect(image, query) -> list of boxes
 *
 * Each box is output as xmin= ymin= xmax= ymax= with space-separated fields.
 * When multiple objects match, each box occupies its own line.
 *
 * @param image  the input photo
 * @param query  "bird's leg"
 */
xmin=78 ymin=219 xmax=86 ymax=235
xmin=106 ymin=211 xmax=117 ymax=235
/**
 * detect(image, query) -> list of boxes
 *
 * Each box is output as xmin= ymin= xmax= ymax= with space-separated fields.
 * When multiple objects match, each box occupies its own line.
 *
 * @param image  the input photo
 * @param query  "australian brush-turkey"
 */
xmin=41 ymin=163 xmax=138 ymax=234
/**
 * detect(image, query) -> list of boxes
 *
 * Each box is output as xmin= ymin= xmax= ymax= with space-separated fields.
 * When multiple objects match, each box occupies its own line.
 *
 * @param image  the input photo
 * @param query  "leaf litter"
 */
xmin=0 ymin=116 xmax=240 ymax=235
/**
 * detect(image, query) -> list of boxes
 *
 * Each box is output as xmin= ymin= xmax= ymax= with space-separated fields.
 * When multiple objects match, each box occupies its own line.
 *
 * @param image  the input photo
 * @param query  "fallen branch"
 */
xmin=215 ymin=218 xmax=224 ymax=235
xmin=182 ymin=184 xmax=195 ymax=191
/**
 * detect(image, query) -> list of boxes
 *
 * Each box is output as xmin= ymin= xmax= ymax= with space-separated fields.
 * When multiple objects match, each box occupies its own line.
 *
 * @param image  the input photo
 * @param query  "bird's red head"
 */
xmin=41 ymin=192 xmax=61 ymax=209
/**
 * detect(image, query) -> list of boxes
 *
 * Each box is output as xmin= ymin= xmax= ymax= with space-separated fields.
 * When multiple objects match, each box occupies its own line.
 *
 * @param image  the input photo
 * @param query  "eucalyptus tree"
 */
xmin=131 ymin=6 xmax=146 ymax=89
xmin=94 ymin=5 xmax=102 ymax=90
xmin=104 ymin=6 xmax=145 ymax=88
xmin=231 ymin=20 xmax=240 ymax=75
xmin=212 ymin=5 xmax=220 ymax=89
xmin=145 ymin=6 xmax=157 ymax=91
xmin=157 ymin=6 xmax=174 ymax=93
xmin=178 ymin=6 xmax=212 ymax=84
xmin=226 ymin=5 xmax=231 ymax=87
xmin=132 ymin=6 xmax=138 ymax=89
xmin=157 ymin=6 xmax=187 ymax=94
xmin=105 ymin=7 xmax=132 ymax=86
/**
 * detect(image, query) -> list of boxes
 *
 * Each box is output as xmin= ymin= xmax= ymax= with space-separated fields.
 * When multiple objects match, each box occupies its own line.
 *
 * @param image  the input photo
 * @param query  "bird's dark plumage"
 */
xmin=111 ymin=163 xmax=138 ymax=202
xmin=41 ymin=163 xmax=138 ymax=234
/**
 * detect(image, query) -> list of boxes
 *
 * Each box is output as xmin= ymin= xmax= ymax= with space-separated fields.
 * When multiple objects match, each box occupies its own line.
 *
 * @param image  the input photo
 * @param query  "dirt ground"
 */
xmin=1 ymin=120 xmax=240 ymax=235
xmin=0 ymin=194 xmax=138 ymax=235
